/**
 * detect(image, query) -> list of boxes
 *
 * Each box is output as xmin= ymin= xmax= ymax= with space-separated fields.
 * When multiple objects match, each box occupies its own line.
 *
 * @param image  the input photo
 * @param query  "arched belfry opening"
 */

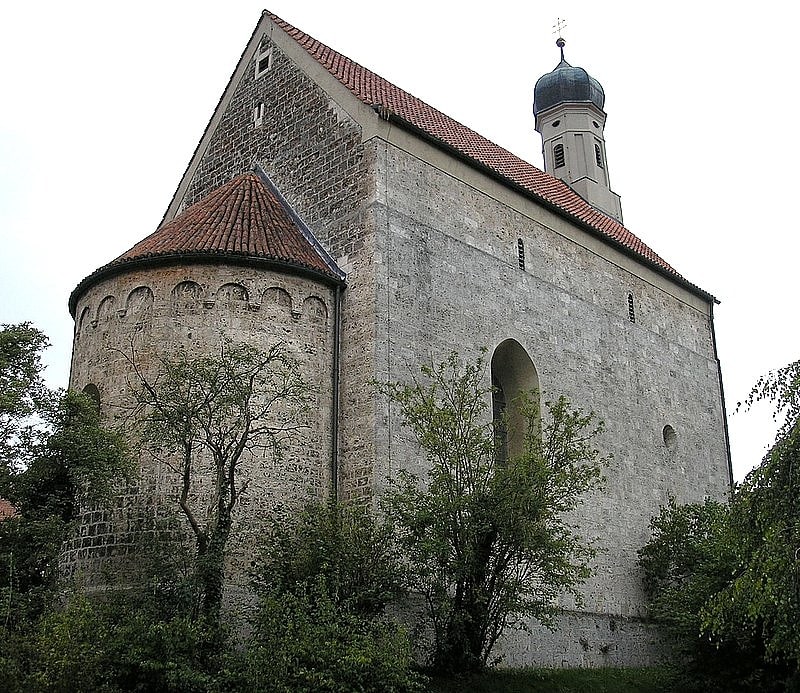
xmin=490 ymin=339 xmax=540 ymax=460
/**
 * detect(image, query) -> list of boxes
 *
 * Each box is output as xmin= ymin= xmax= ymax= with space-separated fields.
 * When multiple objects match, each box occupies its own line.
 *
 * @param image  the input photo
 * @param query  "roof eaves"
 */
xmin=372 ymin=104 xmax=717 ymax=304
xmin=68 ymin=250 xmax=343 ymax=318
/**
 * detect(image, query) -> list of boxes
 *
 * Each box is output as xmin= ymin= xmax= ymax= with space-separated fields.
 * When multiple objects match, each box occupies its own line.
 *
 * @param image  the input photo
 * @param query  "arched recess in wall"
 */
xmin=217 ymin=283 xmax=248 ymax=306
xmin=262 ymin=286 xmax=292 ymax=310
xmin=302 ymin=295 xmax=328 ymax=326
xmin=125 ymin=286 xmax=154 ymax=320
xmin=491 ymin=339 xmax=540 ymax=460
xmin=96 ymin=295 xmax=116 ymax=323
xmin=82 ymin=384 xmax=101 ymax=414
xmin=172 ymin=281 xmax=202 ymax=314
xmin=77 ymin=306 xmax=91 ymax=337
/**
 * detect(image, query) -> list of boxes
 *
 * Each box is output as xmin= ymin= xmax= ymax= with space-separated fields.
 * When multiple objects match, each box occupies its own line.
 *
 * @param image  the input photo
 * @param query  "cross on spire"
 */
xmin=552 ymin=18 xmax=567 ymax=61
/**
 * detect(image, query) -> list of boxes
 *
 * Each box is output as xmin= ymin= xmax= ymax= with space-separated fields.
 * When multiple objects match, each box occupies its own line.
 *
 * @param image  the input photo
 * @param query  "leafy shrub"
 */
xmin=240 ymin=501 xmax=424 ymax=692
xmin=21 ymin=592 xmax=224 ymax=693
xmin=228 ymin=580 xmax=424 ymax=693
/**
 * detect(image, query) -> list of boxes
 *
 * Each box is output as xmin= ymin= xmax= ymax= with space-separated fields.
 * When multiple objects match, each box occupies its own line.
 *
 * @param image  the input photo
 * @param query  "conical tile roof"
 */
xmin=112 ymin=172 xmax=338 ymax=275
xmin=70 ymin=172 xmax=341 ymax=314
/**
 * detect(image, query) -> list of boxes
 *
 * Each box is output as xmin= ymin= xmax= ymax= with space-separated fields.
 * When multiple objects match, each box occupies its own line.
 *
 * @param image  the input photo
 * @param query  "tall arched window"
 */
xmin=491 ymin=339 xmax=540 ymax=460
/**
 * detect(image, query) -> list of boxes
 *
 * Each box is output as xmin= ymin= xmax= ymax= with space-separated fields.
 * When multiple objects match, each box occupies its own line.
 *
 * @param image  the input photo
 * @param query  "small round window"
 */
xmin=552 ymin=119 xmax=561 ymax=127
xmin=663 ymin=425 xmax=677 ymax=448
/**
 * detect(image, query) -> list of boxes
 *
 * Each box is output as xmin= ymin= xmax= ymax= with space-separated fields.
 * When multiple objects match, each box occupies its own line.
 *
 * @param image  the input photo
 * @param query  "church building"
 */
xmin=66 ymin=11 xmax=732 ymax=667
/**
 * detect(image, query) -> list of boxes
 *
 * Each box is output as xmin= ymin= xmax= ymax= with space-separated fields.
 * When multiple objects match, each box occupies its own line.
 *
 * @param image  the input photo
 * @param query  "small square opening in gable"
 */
xmin=255 ymin=47 xmax=273 ymax=78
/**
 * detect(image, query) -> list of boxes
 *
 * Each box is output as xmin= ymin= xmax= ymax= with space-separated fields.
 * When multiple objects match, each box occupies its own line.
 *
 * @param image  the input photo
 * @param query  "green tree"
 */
xmin=126 ymin=339 xmax=309 ymax=619
xmin=640 ymin=358 xmax=800 ymax=691
xmin=240 ymin=501 xmax=424 ymax=692
xmin=703 ymin=359 xmax=800 ymax=683
xmin=639 ymin=499 xmax=772 ymax=691
xmin=255 ymin=500 xmax=405 ymax=616
xmin=0 ymin=322 xmax=51 ymax=477
xmin=383 ymin=352 xmax=609 ymax=673
xmin=0 ymin=324 xmax=128 ymax=688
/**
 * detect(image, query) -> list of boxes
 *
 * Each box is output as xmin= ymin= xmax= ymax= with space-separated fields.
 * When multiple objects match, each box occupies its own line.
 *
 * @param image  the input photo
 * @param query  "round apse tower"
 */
xmin=64 ymin=169 xmax=344 ymax=593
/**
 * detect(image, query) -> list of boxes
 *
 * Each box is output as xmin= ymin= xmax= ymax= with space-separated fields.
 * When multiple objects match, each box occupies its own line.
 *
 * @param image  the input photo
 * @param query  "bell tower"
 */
xmin=534 ymin=38 xmax=623 ymax=222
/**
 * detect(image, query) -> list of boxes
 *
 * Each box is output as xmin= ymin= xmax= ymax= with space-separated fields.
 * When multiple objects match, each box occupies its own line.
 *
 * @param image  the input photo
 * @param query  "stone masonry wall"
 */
xmin=371 ymin=142 xmax=730 ymax=666
xmin=66 ymin=262 xmax=335 ymax=603
xmin=176 ymin=33 xmax=378 ymax=501
xmin=71 ymin=19 xmax=732 ymax=665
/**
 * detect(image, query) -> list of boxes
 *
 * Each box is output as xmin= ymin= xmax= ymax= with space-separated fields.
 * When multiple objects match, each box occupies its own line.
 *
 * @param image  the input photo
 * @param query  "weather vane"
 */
xmin=552 ymin=17 xmax=567 ymax=59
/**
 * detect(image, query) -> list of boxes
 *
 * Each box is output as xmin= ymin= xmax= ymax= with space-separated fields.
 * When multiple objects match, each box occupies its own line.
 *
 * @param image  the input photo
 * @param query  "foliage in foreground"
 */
xmin=254 ymin=499 xmax=405 ymax=616
xmin=235 ymin=580 xmax=424 ymax=693
xmin=383 ymin=352 xmax=609 ymax=673
xmin=0 ymin=323 xmax=129 ymax=629
xmin=9 ymin=592 xmax=223 ymax=693
xmin=640 ymin=358 xmax=800 ymax=692
xmin=242 ymin=500 xmax=425 ymax=692
xmin=427 ymin=666 xmax=678 ymax=693
xmin=125 ymin=338 xmax=309 ymax=618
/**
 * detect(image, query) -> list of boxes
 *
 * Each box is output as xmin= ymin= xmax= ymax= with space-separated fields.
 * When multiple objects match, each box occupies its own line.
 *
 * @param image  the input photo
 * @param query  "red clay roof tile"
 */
xmin=267 ymin=11 xmax=690 ymax=284
xmin=69 ymin=172 xmax=341 ymax=315
xmin=0 ymin=498 xmax=17 ymax=520
xmin=109 ymin=172 xmax=338 ymax=278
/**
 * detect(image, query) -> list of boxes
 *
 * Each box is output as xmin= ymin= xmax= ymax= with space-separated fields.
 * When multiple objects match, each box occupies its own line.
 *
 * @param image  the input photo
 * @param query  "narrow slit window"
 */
xmin=517 ymin=238 xmax=525 ymax=270
xmin=553 ymin=143 xmax=565 ymax=168
xmin=253 ymin=102 xmax=265 ymax=128
xmin=627 ymin=293 xmax=636 ymax=323
xmin=595 ymin=143 xmax=604 ymax=169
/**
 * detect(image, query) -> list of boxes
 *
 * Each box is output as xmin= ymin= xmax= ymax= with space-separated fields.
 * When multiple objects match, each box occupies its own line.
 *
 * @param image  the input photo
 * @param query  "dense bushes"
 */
xmin=640 ymin=359 xmax=800 ymax=691
xmin=238 ymin=501 xmax=425 ymax=692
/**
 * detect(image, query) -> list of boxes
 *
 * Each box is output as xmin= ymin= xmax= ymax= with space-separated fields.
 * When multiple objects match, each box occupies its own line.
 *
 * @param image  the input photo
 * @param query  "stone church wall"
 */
xmin=175 ymin=33 xmax=379 ymax=501
xmin=66 ymin=263 xmax=335 ymax=601
xmin=371 ymin=142 xmax=730 ymax=666
xmin=68 ymin=18 xmax=732 ymax=666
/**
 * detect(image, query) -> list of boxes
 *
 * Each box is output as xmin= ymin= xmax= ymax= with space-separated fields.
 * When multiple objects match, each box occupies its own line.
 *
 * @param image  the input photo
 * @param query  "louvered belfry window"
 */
xmin=517 ymin=238 xmax=525 ymax=270
xmin=595 ymin=143 xmax=604 ymax=169
xmin=553 ymin=143 xmax=565 ymax=168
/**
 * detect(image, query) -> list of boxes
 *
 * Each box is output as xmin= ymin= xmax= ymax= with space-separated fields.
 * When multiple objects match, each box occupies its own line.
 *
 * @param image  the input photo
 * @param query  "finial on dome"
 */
xmin=552 ymin=18 xmax=568 ymax=62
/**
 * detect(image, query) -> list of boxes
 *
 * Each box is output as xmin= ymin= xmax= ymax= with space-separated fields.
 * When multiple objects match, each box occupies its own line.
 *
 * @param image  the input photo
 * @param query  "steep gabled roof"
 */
xmin=267 ymin=12 xmax=712 ymax=298
xmin=70 ymin=170 xmax=342 ymax=315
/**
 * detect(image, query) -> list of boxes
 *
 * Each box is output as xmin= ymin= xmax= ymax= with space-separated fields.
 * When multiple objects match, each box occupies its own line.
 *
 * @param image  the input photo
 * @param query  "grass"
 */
xmin=426 ymin=666 xmax=678 ymax=693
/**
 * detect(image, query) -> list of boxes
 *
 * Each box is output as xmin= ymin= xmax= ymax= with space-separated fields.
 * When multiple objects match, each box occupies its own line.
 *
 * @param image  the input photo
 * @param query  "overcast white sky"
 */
xmin=1 ymin=1 xmax=797 ymax=481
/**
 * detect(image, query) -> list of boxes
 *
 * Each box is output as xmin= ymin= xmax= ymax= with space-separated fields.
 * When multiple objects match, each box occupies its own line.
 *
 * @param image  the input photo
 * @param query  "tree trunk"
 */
xmin=196 ymin=515 xmax=232 ymax=619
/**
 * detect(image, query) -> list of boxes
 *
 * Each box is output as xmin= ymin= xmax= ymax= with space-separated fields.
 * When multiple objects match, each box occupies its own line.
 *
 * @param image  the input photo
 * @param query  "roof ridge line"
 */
xmin=262 ymin=10 xmax=716 ymax=301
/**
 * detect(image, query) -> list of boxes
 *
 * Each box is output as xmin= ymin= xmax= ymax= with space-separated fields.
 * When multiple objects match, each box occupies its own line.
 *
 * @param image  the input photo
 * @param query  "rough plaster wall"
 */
xmin=67 ymin=25 xmax=731 ymax=665
xmin=372 ymin=142 xmax=730 ymax=666
xmin=66 ymin=264 xmax=335 ymax=602
xmin=178 ymin=34 xmax=378 ymax=501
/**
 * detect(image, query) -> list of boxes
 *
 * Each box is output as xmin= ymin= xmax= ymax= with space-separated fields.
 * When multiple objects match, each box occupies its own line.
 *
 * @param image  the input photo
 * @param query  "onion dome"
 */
xmin=534 ymin=38 xmax=605 ymax=115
